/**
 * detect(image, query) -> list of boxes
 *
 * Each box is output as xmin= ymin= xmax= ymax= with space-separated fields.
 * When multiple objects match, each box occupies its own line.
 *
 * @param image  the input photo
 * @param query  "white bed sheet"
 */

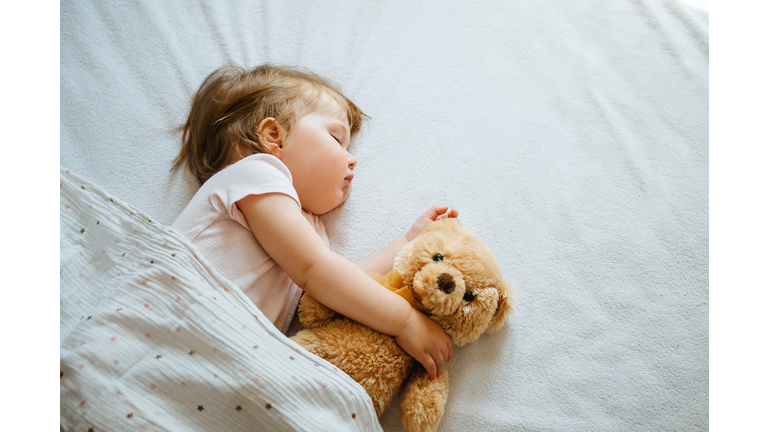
xmin=61 ymin=0 xmax=709 ymax=430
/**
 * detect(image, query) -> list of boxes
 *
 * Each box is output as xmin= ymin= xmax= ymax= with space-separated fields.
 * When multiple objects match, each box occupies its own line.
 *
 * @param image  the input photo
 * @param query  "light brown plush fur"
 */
xmin=291 ymin=219 xmax=514 ymax=432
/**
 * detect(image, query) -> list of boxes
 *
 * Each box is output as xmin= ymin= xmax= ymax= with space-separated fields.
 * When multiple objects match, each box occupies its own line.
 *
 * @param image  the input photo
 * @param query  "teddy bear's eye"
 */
xmin=463 ymin=290 xmax=475 ymax=302
xmin=432 ymin=253 xmax=444 ymax=262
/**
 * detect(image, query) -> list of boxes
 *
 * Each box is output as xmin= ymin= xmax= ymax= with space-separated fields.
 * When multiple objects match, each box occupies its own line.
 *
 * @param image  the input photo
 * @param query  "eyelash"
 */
xmin=332 ymin=135 xmax=342 ymax=144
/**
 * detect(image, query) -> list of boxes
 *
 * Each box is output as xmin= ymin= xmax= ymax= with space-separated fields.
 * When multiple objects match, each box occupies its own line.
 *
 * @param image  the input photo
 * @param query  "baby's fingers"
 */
xmin=421 ymin=356 xmax=437 ymax=381
xmin=435 ymin=208 xmax=458 ymax=221
xmin=421 ymin=205 xmax=449 ymax=221
xmin=435 ymin=352 xmax=445 ymax=380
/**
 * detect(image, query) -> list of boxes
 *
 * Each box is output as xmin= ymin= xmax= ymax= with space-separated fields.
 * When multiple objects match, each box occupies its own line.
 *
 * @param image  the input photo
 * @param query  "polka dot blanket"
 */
xmin=59 ymin=167 xmax=380 ymax=431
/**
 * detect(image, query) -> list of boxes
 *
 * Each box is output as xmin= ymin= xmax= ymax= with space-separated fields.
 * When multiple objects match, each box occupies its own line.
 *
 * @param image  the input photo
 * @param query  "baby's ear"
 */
xmin=487 ymin=279 xmax=514 ymax=333
xmin=257 ymin=117 xmax=286 ymax=153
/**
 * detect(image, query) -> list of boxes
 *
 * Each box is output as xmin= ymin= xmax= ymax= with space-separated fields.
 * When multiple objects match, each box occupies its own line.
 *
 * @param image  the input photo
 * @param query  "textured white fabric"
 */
xmin=60 ymin=0 xmax=708 ymax=430
xmin=60 ymin=167 xmax=380 ymax=431
xmin=172 ymin=154 xmax=329 ymax=334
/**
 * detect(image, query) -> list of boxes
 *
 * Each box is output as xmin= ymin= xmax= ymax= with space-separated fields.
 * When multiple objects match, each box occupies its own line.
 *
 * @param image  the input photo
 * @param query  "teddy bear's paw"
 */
xmin=297 ymin=293 xmax=339 ymax=328
xmin=399 ymin=370 xmax=449 ymax=432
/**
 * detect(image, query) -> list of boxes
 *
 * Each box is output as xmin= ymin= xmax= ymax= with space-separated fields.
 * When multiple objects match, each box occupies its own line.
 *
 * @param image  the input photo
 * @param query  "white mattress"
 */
xmin=61 ymin=0 xmax=709 ymax=430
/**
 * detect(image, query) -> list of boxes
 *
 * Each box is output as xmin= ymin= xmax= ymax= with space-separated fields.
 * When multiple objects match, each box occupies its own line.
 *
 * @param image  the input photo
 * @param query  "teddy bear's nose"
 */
xmin=437 ymin=273 xmax=455 ymax=294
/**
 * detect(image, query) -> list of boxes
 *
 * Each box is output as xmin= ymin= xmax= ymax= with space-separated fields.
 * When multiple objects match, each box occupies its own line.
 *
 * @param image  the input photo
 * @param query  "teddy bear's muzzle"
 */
xmin=412 ymin=266 xmax=467 ymax=316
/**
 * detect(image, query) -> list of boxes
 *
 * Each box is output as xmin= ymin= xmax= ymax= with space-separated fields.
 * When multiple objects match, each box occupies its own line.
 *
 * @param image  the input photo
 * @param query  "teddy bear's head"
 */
xmin=394 ymin=218 xmax=514 ymax=346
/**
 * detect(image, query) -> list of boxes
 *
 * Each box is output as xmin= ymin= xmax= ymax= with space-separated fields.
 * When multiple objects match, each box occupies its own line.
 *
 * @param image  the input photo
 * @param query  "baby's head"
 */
xmin=174 ymin=65 xmax=366 ymax=212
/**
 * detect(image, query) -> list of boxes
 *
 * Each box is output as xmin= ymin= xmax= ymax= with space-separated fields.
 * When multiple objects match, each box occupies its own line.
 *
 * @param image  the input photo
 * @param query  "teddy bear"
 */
xmin=291 ymin=218 xmax=514 ymax=432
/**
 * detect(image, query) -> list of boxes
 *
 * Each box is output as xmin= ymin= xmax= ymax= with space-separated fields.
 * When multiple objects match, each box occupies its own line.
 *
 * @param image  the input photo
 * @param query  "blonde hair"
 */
xmin=172 ymin=64 xmax=367 ymax=184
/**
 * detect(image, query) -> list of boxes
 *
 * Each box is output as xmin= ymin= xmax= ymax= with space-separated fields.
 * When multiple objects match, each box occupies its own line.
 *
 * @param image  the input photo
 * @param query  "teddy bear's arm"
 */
xmin=399 ymin=366 xmax=450 ymax=432
xmin=296 ymin=292 xmax=341 ymax=328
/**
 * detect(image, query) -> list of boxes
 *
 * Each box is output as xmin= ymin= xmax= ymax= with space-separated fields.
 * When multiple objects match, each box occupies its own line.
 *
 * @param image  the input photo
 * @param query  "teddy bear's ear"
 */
xmin=486 ymin=279 xmax=514 ymax=333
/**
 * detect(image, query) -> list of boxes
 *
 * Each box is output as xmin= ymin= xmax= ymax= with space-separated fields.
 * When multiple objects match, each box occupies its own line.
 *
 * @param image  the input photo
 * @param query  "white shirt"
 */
xmin=172 ymin=154 xmax=329 ymax=333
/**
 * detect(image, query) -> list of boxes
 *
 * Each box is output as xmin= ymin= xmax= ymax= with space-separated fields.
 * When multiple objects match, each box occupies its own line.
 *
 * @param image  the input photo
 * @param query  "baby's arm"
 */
xmin=237 ymin=194 xmax=453 ymax=379
xmin=355 ymin=206 xmax=459 ymax=275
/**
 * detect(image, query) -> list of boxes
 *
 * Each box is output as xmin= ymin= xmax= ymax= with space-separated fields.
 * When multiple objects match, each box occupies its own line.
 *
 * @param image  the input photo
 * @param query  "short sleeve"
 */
xmin=208 ymin=154 xmax=301 ymax=229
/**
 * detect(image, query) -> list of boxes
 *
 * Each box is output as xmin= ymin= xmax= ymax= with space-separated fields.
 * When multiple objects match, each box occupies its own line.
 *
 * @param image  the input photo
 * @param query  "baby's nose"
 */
xmin=348 ymin=153 xmax=357 ymax=170
xmin=437 ymin=273 xmax=455 ymax=294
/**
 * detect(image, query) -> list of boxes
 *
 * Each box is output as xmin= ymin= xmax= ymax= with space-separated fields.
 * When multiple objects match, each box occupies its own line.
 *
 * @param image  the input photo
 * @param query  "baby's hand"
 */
xmin=405 ymin=206 xmax=459 ymax=242
xmin=394 ymin=309 xmax=454 ymax=380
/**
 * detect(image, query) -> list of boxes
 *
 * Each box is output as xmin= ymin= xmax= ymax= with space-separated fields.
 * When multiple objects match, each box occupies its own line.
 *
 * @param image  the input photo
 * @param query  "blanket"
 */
xmin=61 ymin=0 xmax=709 ymax=430
xmin=60 ymin=168 xmax=380 ymax=431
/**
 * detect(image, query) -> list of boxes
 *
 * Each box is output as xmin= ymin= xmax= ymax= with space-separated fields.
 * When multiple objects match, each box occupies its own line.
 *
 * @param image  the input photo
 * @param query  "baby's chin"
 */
xmin=331 ymin=190 xmax=352 ymax=213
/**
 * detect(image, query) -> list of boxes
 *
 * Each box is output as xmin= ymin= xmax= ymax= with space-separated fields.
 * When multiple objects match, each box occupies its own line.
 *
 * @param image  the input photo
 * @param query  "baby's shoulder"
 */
xmin=230 ymin=153 xmax=290 ymax=176
xmin=209 ymin=154 xmax=292 ymax=190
